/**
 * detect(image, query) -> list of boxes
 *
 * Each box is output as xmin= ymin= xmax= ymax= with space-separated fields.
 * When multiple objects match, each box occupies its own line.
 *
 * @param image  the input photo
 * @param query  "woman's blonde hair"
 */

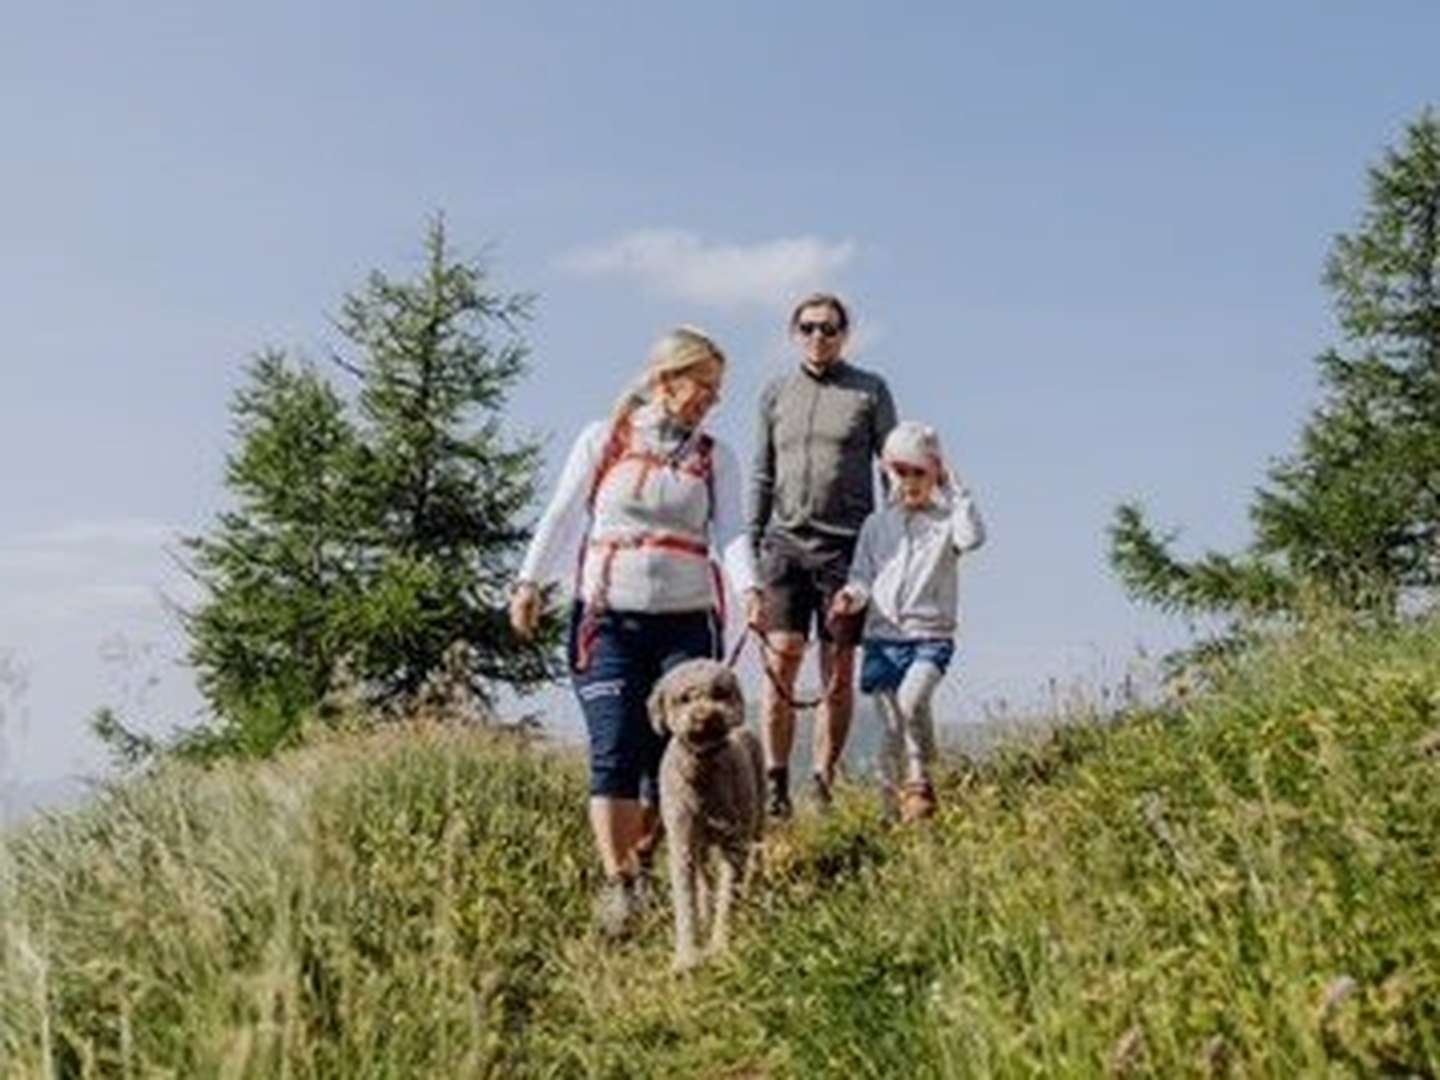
xmin=609 ymin=326 xmax=726 ymax=427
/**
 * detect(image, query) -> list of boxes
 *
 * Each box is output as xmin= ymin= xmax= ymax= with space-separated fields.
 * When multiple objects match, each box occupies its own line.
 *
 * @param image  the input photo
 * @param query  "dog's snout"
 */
xmin=693 ymin=703 xmax=730 ymax=735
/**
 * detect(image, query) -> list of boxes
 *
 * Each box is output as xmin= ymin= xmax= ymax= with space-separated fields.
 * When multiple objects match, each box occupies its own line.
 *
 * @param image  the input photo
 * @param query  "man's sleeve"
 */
xmin=872 ymin=375 xmax=899 ymax=497
xmin=748 ymin=381 xmax=778 ymax=560
xmin=872 ymin=375 xmax=899 ymax=454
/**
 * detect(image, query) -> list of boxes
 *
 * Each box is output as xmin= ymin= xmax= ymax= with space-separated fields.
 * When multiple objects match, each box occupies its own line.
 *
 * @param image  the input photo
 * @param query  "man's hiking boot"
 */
xmin=810 ymin=771 xmax=833 ymax=814
xmin=595 ymin=874 xmax=641 ymax=940
xmin=900 ymin=779 xmax=938 ymax=823
xmin=766 ymin=767 xmax=793 ymax=821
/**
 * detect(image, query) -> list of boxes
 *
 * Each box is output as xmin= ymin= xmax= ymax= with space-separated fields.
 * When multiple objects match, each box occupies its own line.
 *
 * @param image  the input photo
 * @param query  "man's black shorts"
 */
xmin=757 ymin=531 xmax=862 ymax=646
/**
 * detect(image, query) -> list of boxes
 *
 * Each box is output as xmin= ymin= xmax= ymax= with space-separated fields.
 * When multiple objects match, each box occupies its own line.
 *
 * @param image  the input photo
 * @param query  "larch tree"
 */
xmin=1110 ymin=110 xmax=1440 ymax=629
xmin=175 ymin=219 xmax=555 ymax=759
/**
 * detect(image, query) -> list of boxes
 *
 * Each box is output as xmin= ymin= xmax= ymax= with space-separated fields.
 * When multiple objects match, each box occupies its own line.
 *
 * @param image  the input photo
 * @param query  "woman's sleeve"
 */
xmin=517 ymin=422 xmax=605 ymax=587
xmin=713 ymin=439 xmax=757 ymax=595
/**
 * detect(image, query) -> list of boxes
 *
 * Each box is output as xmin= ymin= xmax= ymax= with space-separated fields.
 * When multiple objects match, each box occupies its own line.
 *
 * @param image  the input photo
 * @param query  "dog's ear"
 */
xmin=647 ymin=680 xmax=670 ymax=735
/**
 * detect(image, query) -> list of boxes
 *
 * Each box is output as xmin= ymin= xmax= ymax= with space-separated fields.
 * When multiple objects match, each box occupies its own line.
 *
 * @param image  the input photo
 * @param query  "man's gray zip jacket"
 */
xmin=749 ymin=360 xmax=898 ymax=556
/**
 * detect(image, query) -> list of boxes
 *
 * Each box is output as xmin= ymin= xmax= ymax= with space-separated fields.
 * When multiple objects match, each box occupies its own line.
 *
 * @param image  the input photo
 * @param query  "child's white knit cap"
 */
xmin=882 ymin=421 xmax=942 ymax=470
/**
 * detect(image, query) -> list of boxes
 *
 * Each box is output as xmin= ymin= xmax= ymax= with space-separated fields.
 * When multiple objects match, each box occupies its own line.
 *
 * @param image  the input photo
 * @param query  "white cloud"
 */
xmin=0 ymin=517 xmax=181 ymax=572
xmin=0 ymin=517 xmax=188 ymax=628
xmin=20 ymin=518 xmax=179 ymax=549
xmin=558 ymin=229 xmax=856 ymax=308
xmin=70 ymin=583 xmax=163 ymax=612
xmin=0 ymin=548 xmax=81 ymax=575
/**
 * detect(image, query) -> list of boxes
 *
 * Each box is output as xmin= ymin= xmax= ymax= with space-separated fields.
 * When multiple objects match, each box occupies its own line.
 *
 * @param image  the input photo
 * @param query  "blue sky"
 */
xmin=2 ymin=2 xmax=1437 ymax=791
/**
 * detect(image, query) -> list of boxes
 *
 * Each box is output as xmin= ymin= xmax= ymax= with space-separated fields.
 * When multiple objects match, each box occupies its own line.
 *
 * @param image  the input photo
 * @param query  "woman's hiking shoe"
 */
xmin=631 ymin=857 xmax=660 ymax=914
xmin=595 ymin=874 xmax=641 ymax=940
xmin=900 ymin=780 xmax=937 ymax=823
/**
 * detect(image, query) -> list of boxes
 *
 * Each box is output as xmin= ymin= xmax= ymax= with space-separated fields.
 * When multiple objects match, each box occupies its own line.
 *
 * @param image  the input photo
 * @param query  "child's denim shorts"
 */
xmin=859 ymin=638 xmax=956 ymax=694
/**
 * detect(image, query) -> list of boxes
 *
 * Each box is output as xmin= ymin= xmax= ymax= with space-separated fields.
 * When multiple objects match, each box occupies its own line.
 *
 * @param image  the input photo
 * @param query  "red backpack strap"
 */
xmin=574 ymin=412 xmax=630 ymax=672
xmin=589 ymin=416 xmax=715 ymax=514
xmin=587 ymin=411 xmax=635 ymax=512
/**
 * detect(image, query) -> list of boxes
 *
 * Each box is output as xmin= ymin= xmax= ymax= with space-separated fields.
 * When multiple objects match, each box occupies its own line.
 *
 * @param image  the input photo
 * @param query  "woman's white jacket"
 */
xmin=518 ymin=405 xmax=754 ymax=614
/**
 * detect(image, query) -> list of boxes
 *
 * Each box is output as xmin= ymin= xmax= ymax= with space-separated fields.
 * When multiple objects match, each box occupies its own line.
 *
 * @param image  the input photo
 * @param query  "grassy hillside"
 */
xmin=3 ymin=617 xmax=1438 ymax=1077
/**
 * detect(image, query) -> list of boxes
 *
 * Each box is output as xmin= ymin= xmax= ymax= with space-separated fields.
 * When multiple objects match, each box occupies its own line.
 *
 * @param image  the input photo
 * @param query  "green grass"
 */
xmin=4 ymin=617 xmax=1439 ymax=1077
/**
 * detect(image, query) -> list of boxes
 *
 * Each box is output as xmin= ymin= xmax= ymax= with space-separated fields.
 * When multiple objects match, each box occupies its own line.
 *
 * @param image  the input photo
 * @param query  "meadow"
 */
xmin=2 ymin=615 xmax=1438 ymax=1077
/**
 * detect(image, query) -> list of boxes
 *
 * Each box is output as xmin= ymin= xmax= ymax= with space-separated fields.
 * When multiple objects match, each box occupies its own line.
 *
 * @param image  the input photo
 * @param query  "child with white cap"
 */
xmin=828 ymin=421 xmax=986 ymax=821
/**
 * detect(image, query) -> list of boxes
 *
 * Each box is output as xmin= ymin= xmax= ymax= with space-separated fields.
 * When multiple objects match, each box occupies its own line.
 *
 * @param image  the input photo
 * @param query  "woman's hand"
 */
xmin=509 ymin=581 xmax=542 ymax=640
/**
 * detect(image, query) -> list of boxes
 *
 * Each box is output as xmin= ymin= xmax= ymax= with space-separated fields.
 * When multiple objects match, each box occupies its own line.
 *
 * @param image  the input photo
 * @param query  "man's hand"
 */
xmin=825 ymin=586 xmax=866 ymax=638
xmin=509 ymin=581 xmax=542 ymax=640
xmin=745 ymin=587 xmax=769 ymax=633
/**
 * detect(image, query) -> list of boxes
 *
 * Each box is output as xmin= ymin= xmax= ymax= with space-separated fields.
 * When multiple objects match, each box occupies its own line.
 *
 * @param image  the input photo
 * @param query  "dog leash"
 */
xmin=726 ymin=624 xmax=837 ymax=712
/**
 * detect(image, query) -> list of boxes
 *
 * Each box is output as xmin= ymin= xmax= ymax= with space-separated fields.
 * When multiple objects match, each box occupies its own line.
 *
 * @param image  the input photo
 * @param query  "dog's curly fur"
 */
xmin=648 ymin=658 xmax=765 ymax=971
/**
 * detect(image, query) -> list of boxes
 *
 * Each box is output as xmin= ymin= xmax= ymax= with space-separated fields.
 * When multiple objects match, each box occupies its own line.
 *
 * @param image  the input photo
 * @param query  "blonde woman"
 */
xmin=510 ymin=327 xmax=752 ymax=936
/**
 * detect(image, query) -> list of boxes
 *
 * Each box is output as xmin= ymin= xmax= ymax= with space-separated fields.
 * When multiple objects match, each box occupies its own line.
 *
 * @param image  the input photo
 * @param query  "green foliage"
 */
xmin=88 ymin=706 xmax=160 ymax=769
xmin=183 ymin=352 xmax=367 ymax=740
xmin=178 ymin=219 xmax=556 ymax=759
xmin=1111 ymin=110 xmax=1440 ymax=624
xmin=1 ymin=728 xmax=593 ymax=1076
xmin=6 ymin=617 xmax=1440 ymax=1075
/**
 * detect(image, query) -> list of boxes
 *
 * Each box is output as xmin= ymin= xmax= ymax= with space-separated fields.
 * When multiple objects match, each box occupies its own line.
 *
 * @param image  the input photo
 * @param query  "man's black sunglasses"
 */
xmin=797 ymin=320 xmax=842 ymax=338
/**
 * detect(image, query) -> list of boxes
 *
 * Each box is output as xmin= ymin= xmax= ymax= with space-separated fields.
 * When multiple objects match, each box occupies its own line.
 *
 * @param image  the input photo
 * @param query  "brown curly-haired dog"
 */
xmin=648 ymin=658 xmax=765 ymax=971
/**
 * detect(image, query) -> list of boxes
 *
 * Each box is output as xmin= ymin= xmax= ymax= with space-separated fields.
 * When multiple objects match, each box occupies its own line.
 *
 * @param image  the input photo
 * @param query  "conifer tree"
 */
xmin=1110 ymin=110 xmax=1440 ymax=624
xmin=183 ymin=351 xmax=366 ymax=749
xmin=335 ymin=217 xmax=550 ymax=701
xmin=180 ymin=219 xmax=551 ymax=757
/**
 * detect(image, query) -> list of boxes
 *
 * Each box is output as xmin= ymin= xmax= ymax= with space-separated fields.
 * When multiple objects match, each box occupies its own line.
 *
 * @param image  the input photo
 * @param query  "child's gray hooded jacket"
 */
xmin=846 ymin=485 xmax=986 ymax=640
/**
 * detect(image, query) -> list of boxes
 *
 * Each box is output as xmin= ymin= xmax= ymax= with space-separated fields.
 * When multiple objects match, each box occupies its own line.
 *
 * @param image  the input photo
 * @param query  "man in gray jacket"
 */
xmin=747 ymin=293 xmax=898 ymax=817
